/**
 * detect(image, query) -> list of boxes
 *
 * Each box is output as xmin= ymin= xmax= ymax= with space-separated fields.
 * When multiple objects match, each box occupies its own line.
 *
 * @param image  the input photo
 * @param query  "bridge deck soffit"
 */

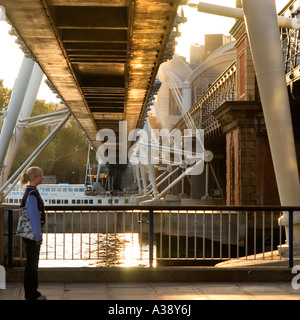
xmin=0 ymin=0 xmax=179 ymax=150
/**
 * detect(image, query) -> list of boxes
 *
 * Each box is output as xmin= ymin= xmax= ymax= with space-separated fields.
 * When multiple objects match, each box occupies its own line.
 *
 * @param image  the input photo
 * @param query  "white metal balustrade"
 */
xmin=174 ymin=61 xmax=237 ymax=136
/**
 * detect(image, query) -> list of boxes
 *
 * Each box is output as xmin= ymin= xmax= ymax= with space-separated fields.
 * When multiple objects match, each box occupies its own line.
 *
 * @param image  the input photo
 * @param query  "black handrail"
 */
xmin=46 ymin=204 xmax=300 ymax=213
xmin=2 ymin=204 xmax=299 ymax=268
xmin=2 ymin=204 xmax=300 ymax=212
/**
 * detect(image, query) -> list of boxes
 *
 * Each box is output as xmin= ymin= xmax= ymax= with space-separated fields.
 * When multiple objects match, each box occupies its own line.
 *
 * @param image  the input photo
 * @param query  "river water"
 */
xmin=39 ymin=233 xmax=156 ymax=268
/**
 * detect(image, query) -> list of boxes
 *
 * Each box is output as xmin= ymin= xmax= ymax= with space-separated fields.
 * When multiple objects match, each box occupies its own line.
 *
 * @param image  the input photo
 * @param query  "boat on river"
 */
xmin=3 ymin=183 xmax=135 ymax=206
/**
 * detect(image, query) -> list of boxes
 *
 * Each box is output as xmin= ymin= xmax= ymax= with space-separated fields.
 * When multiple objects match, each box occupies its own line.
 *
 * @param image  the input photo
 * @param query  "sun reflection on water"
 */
xmin=39 ymin=233 xmax=156 ymax=268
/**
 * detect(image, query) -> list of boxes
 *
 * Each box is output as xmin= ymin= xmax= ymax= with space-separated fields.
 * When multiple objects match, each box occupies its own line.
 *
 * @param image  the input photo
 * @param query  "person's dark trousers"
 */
xmin=22 ymin=238 xmax=41 ymax=300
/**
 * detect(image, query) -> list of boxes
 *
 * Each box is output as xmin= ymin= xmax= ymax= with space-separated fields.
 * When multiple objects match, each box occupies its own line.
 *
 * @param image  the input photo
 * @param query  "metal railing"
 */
xmin=174 ymin=61 xmax=236 ymax=135
xmin=280 ymin=0 xmax=300 ymax=81
xmin=1 ymin=205 xmax=299 ymax=268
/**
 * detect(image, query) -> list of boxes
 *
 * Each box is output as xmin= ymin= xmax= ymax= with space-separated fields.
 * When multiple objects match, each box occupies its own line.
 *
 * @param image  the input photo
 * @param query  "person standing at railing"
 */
xmin=17 ymin=166 xmax=46 ymax=300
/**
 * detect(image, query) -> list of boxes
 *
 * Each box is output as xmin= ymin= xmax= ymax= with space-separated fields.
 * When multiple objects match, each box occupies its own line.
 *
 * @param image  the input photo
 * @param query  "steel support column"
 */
xmin=147 ymin=166 xmax=180 ymax=195
xmin=139 ymin=162 xmax=148 ymax=195
xmin=242 ymin=0 xmax=300 ymax=249
xmin=194 ymin=1 xmax=300 ymax=30
xmin=134 ymin=164 xmax=143 ymax=193
xmin=1 ymin=63 xmax=43 ymax=184
xmin=146 ymin=121 xmax=159 ymax=200
xmin=0 ymin=57 xmax=35 ymax=176
xmin=159 ymin=163 xmax=201 ymax=198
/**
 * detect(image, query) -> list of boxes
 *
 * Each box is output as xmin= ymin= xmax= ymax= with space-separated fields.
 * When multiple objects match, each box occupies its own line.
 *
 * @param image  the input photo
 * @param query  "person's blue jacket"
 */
xmin=21 ymin=186 xmax=45 ymax=244
xmin=27 ymin=195 xmax=43 ymax=243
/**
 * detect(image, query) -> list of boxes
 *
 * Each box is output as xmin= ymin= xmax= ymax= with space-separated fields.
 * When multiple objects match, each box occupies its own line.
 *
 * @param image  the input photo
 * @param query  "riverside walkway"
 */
xmin=1 ymin=266 xmax=300 ymax=300
xmin=2 ymin=280 xmax=300 ymax=300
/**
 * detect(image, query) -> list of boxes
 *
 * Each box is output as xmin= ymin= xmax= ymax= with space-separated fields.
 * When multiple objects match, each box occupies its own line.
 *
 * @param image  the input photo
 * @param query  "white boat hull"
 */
xmin=3 ymin=184 xmax=134 ymax=206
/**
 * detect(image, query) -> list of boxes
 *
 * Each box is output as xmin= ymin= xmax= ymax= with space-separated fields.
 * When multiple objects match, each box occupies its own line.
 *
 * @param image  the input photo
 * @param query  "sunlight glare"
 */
xmin=176 ymin=0 xmax=290 ymax=62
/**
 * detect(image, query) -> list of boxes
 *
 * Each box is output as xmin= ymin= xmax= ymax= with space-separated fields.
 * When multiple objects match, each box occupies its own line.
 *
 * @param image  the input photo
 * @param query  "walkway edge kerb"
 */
xmin=6 ymin=267 xmax=293 ymax=283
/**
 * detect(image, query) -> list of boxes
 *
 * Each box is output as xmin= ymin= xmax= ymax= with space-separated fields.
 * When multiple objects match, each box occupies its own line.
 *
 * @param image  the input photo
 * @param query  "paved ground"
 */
xmin=1 ymin=281 xmax=300 ymax=300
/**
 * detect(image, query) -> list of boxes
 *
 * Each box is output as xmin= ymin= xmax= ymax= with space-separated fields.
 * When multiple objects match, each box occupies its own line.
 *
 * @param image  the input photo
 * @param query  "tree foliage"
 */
xmin=0 ymin=86 xmax=12 ymax=111
xmin=48 ymin=119 xmax=89 ymax=183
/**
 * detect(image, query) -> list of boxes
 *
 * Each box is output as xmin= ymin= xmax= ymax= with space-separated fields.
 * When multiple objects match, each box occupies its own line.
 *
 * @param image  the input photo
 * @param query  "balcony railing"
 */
xmin=1 ymin=204 xmax=298 ymax=269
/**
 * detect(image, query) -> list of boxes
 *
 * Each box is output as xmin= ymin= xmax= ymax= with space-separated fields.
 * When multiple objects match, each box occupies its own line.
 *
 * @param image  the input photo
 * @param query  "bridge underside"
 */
xmin=1 ymin=0 xmax=179 ymax=150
